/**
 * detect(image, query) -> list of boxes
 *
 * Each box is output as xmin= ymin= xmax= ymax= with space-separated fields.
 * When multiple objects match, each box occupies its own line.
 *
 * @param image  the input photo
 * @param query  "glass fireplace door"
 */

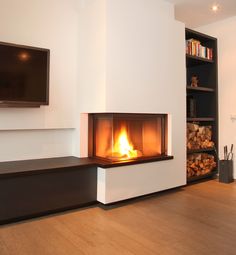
xmin=89 ymin=113 xmax=167 ymax=162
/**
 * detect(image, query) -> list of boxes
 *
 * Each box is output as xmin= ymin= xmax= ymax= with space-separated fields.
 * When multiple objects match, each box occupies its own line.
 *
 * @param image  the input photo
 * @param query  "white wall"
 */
xmin=198 ymin=16 xmax=236 ymax=178
xmin=0 ymin=0 xmax=78 ymax=161
xmin=73 ymin=0 xmax=107 ymax=156
xmin=0 ymin=129 xmax=74 ymax=162
xmin=77 ymin=0 xmax=186 ymax=186
xmin=77 ymin=0 xmax=106 ymax=113
xmin=106 ymin=0 xmax=178 ymax=113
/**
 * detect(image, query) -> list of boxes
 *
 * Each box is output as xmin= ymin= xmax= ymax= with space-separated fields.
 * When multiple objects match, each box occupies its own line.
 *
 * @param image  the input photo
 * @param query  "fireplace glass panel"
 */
xmin=90 ymin=113 xmax=167 ymax=161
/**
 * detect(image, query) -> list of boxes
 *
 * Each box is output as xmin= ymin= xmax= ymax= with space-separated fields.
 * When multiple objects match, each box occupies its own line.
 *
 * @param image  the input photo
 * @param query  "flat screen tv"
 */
xmin=0 ymin=41 xmax=50 ymax=107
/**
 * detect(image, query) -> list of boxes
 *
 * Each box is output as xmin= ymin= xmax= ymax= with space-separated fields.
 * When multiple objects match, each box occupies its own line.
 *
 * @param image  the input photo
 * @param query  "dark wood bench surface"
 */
xmin=0 ymin=157 xmax=101 ymax=177
xmin=0 ymin=155 xmax=174 ymax=178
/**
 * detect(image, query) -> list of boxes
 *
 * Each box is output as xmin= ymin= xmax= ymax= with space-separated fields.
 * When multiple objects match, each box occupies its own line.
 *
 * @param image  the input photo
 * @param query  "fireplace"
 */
xmin=88 ymin=113 xmax=168 ymax=162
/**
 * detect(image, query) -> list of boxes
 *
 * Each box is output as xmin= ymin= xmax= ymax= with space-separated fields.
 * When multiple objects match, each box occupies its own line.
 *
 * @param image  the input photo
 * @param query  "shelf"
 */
xmin=187 ymin=169 xmax=217 ymax=183
xmin=187 ymin=117 xmax=215 ymax=122
xmin=187 ymin=148 xmax=215 ymax=154
xmin=186 ymin=54 xmax=214 ymax=67
xmin=187 ymin=86 xmax=215 ymax=92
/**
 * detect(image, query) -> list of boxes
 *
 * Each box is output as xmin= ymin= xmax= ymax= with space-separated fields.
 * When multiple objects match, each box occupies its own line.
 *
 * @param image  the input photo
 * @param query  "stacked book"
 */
xmin=186 ymin=39 xmax=213 ymax=60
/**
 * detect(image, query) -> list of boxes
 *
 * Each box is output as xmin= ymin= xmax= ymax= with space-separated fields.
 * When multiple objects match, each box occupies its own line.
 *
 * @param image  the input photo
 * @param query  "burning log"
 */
xmin=187 ymin=123 xmax=214 ymax=150
xmin=187 ymin=153 xmax=216 ymax=178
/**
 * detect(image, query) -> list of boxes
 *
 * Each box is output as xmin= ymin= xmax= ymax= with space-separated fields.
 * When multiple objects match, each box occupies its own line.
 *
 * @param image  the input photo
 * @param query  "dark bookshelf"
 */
xmin=186 ymin=28 xmax=218 ymax=183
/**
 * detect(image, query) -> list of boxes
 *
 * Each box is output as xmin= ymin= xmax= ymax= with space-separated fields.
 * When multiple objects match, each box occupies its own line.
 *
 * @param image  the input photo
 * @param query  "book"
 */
xmin=186 ymin=38 xmax=213 ymax=60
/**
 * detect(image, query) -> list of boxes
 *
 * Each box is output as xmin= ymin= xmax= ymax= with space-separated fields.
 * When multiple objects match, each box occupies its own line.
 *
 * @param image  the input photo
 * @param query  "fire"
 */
xmin=113 ymin=126 xmax=138 ymax=159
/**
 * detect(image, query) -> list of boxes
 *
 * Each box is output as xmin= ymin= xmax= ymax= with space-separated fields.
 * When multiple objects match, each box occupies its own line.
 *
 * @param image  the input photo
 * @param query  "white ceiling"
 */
xmin=165 ymin=0 xmax=236 ymax=28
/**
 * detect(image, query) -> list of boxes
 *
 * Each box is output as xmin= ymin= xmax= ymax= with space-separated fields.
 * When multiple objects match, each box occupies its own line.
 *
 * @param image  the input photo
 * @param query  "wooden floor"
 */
xmin=0 ymin=180 xmax=235 ymax=255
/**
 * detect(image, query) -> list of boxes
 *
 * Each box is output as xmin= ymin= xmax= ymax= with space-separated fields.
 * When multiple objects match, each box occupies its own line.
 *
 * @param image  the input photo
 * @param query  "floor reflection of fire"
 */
xmin=89 ymin=113 xmax=167 ymax=162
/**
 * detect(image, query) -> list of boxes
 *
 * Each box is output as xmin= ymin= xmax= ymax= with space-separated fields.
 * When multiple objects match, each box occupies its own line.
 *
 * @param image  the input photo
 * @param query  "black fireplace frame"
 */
xmin=88 ymin=113 xmax=168 ymax=162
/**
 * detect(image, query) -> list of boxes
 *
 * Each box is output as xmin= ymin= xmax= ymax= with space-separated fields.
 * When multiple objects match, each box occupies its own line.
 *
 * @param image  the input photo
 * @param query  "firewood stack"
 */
xmin=187 ymin=153 xmax=216 ymax=178
xmin=187 ymin=123 xmax=214 ymax=150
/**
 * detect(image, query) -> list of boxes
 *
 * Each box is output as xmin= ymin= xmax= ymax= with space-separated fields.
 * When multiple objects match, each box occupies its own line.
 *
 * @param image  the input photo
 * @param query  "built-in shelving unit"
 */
xmin=186 ymin=28 xmax=218 ymax=183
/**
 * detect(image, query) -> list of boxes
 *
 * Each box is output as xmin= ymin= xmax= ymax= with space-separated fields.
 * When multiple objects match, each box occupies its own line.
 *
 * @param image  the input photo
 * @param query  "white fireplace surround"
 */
xmin=76 ymin=0 xmax=186 ymax=202
xmin=80 ymin=112 xmax=183 ymax=204
xmin=97 ymin=160 xmax=184 ymax=204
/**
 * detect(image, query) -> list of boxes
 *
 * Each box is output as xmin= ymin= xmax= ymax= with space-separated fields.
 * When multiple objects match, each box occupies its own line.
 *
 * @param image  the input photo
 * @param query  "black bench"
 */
xmin=0 ymin=155 xmax=174 ymax=224
xmin=0 ymin=157 xmax=98 ymax=224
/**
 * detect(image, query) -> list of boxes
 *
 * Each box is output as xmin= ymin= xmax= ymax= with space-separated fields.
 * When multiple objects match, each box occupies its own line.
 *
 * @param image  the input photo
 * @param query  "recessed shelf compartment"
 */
xmin=186 ymin=54 xmax=214 ymax=67
xmin=187 ymin=169 xmax=217 ymax=183
xmin=186 ymin=28 xmax=216 ymax=43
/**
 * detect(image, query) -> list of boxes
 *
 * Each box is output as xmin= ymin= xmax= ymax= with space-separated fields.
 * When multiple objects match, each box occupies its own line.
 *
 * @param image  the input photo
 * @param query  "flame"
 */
xmin=113 ymin=126 xmax=138 ymax=159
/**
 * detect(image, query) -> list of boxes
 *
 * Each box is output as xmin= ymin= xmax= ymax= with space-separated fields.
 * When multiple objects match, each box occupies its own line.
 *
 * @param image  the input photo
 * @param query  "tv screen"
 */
xmin=0 ymin=42 xmax=49 ymax=106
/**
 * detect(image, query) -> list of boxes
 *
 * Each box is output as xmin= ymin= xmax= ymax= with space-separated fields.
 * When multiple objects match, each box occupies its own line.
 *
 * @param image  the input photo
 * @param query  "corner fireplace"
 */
xmin=88 ymin=113 xmax=168 ymax=162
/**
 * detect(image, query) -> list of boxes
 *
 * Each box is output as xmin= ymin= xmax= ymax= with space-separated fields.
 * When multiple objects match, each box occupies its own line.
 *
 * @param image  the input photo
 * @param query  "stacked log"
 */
xmin=187 ymin=123 xmax=214 ymax=150
xmin=187 ymin=153 xmax=216 ymax=178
